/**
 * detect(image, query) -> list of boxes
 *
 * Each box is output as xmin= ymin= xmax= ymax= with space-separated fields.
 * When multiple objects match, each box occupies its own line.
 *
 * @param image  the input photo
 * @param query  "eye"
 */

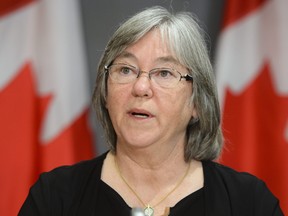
xmin=154 ymin=68 xmax=175 ymax=79
xmin=119 ymin=66 xmax=134 ymax=75
xmin=160 ymin=70 xmax=170 ymax=77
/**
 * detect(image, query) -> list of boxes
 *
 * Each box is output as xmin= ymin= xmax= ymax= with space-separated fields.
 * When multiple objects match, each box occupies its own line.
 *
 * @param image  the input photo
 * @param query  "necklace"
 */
xmin=114 ymin=156 xmax=191 ymax=216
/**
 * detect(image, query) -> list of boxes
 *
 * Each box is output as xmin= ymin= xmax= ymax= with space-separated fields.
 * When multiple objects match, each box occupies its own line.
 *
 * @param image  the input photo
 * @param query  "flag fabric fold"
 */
xmin=0 ymin=0 xmax=94 ymax=215
xmin=216 ymin=0 xmax=288 ymax=214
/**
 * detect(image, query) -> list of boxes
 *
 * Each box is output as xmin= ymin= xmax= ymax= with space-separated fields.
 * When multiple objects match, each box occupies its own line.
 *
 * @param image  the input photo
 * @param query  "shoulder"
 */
xmin=203 ymin=160 xmax=271 ymax=195
xmin=204 ymin=160 xmax=262 ymax=185
xmin=30 ymin=152 xmax=108 ymax=200
xmin=19 ymin=152 xmax=109 ymax=215
xmin=44 ymin=152 xmax=106 ymax=178
xmin=202 ymin=161 xmax=283 ymax=215
xmin=47 ymin=152 xmax=106 ymax=175
xmin=40 ymin=152 xmax=107 ymax=187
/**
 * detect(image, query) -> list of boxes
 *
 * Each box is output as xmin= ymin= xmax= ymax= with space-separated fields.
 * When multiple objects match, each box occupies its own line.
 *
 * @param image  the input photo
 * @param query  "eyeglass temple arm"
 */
xmin=182 ymin=74 xmax=193 ymax=81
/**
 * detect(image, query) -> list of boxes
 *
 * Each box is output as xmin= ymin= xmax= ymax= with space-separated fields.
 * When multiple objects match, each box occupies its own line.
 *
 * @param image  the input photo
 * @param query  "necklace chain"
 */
xmin=114 ymin=156 xmax=191 ymax=215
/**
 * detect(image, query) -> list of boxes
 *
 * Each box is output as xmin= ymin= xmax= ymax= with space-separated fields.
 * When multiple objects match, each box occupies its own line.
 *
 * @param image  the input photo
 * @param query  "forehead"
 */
xmin=116 ymin=51 xmax=181 ymax=66
xmin=114 ymin=29 xmax=181 ymax=66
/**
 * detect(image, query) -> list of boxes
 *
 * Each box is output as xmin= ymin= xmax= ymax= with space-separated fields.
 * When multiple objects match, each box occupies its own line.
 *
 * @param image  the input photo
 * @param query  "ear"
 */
xmin=189 ymin=104 xmax=199 ymax=124
xmin=190 ymin=102 xmax=198 ymax=119
xmin=192 ymin=108 xmax=198 ymax=119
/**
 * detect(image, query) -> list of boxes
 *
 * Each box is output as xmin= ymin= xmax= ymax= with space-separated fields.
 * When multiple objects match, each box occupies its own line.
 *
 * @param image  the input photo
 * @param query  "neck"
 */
xmin=102 ymin=148 xmax=203 ymax=216
xmin=112 ymin=142 xmax=190 ymax=205
xmin=115 ymin=138 xmax=186 ymax=170
xmin=112 ymin=148 xmax=192 ymax=216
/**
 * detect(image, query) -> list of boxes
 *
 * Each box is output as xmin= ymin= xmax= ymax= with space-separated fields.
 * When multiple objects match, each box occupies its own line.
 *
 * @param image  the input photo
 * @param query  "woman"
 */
xmin=19 ymin=6 xmax=283 ymax=216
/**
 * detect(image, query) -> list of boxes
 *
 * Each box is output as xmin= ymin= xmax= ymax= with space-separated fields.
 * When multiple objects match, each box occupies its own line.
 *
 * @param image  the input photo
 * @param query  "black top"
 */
xmin=19 ymin=152 xmax=284 ymax=216
xmin=99 ymin=180 xmax=204 ymax=215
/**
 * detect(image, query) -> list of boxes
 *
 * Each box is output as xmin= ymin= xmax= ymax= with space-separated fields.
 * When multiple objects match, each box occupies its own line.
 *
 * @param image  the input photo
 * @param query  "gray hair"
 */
xmin=92 ymin=6 xmax=223 ymax=161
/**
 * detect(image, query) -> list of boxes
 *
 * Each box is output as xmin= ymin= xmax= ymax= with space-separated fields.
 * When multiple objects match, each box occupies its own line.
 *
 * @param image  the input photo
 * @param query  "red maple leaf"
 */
xmin=0 ymin=3 xmax=94 ymax=215
xmin=0 ymin=62 xmax=52 ymax=215
xmin=221 ymin=62 xmax=288 ymax=212
xmin=0 ymin=62 xmax=94 ymax=215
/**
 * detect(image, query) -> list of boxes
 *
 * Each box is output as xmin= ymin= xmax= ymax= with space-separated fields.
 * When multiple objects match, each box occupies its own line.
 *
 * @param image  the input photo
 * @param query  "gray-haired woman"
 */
xmin=19 ymin=6 xmax=283 ymax=216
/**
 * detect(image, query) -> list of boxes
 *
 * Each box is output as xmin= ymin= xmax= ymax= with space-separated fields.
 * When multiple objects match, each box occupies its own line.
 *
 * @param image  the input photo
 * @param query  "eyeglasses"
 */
xmin=105 ymin=63 xmax=193 ymax=89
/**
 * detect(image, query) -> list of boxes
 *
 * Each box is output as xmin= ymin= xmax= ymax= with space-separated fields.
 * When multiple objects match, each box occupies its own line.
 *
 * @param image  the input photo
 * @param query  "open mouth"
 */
xmin=128 ymin=109 xmax=153 ymax=119
xmin=131 ymin=112 xmax=150 ymax=118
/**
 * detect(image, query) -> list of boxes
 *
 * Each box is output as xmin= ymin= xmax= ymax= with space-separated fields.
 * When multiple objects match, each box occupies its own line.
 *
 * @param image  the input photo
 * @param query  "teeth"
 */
xmin=132 ymin=113 xmax=149 ymax=118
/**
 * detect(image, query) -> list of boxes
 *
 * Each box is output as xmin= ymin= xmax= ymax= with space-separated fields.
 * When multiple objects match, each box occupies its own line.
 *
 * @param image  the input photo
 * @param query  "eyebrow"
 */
xmin=116 ymin=51 xmax=180 ymax=66
xmin=156 ymin=56 xmax=180 ymax=66
xmin=116 ymin=51 xmax=136 ymax=61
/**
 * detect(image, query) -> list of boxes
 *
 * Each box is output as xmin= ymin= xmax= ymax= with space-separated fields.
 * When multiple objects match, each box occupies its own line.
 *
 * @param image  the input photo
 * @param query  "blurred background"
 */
xmin=0 ymin=0 xmax=287 ymax=215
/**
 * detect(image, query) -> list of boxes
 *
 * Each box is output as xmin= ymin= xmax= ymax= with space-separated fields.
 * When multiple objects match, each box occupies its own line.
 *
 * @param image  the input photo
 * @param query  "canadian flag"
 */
xmin=216 ymin=0 xmax=288 ymax=214
xmin=0 ymin=0 xmax=94 ymax=215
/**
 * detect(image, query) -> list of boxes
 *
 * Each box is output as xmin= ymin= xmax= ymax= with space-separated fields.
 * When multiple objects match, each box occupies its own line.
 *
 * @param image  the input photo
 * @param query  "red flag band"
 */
xmin=216 ymin=0 xmax=288 ymax=214
xmin=0 ymin=1 xmax=94 ymax=215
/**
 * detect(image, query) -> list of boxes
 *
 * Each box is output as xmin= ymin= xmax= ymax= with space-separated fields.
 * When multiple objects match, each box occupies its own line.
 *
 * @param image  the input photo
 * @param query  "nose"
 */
xmin=132 ymin=72 xmax=153 ymax=98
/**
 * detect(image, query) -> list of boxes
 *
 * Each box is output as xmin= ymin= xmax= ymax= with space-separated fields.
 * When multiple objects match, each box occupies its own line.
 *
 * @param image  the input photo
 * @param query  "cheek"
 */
xmin=106 ymin=85 xmax=117 ymax=110
xmin=170 ymin=92 xmax=194 ymax=119
xmin=106 ymin=84 xmax=128 ymax=110
xmin=105 ymin=91 xmax=121 ymax=127
xmin=158 ymin=93 xmax=194 ymax=122
xmin=158 ymin=86 xmax=193 ymax=108
xmin=106 ymin=92 xmax=118 ymax=110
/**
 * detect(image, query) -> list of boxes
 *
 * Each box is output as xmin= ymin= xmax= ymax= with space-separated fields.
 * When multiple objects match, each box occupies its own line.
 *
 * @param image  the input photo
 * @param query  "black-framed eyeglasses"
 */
xmin=105 ymin=63 xmax=193 ymax=89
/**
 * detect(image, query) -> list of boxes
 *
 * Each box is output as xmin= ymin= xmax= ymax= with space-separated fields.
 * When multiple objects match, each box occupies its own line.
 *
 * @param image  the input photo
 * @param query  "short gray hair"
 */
xmin=92 ymin=6 xmax=223 ymax=161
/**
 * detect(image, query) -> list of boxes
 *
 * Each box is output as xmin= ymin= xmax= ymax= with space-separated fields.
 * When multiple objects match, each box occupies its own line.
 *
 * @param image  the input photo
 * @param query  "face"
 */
xmin=106 ymin=29 xmax=197 ymax=150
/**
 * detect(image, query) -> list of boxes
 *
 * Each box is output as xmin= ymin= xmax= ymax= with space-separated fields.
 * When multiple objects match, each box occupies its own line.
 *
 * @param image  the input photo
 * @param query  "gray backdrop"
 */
xmin=80 ymin=0 xmax=225 ymax=155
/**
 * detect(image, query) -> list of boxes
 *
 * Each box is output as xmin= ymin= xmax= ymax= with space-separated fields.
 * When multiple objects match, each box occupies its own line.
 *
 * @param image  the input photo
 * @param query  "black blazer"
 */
xmin=19 ymin=152 xmax=284 ymax=216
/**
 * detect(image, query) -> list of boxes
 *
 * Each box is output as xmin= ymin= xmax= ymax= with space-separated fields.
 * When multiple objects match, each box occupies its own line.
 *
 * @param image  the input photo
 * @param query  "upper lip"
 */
xmin=128 ymin=108 xmax=154 ymax=118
